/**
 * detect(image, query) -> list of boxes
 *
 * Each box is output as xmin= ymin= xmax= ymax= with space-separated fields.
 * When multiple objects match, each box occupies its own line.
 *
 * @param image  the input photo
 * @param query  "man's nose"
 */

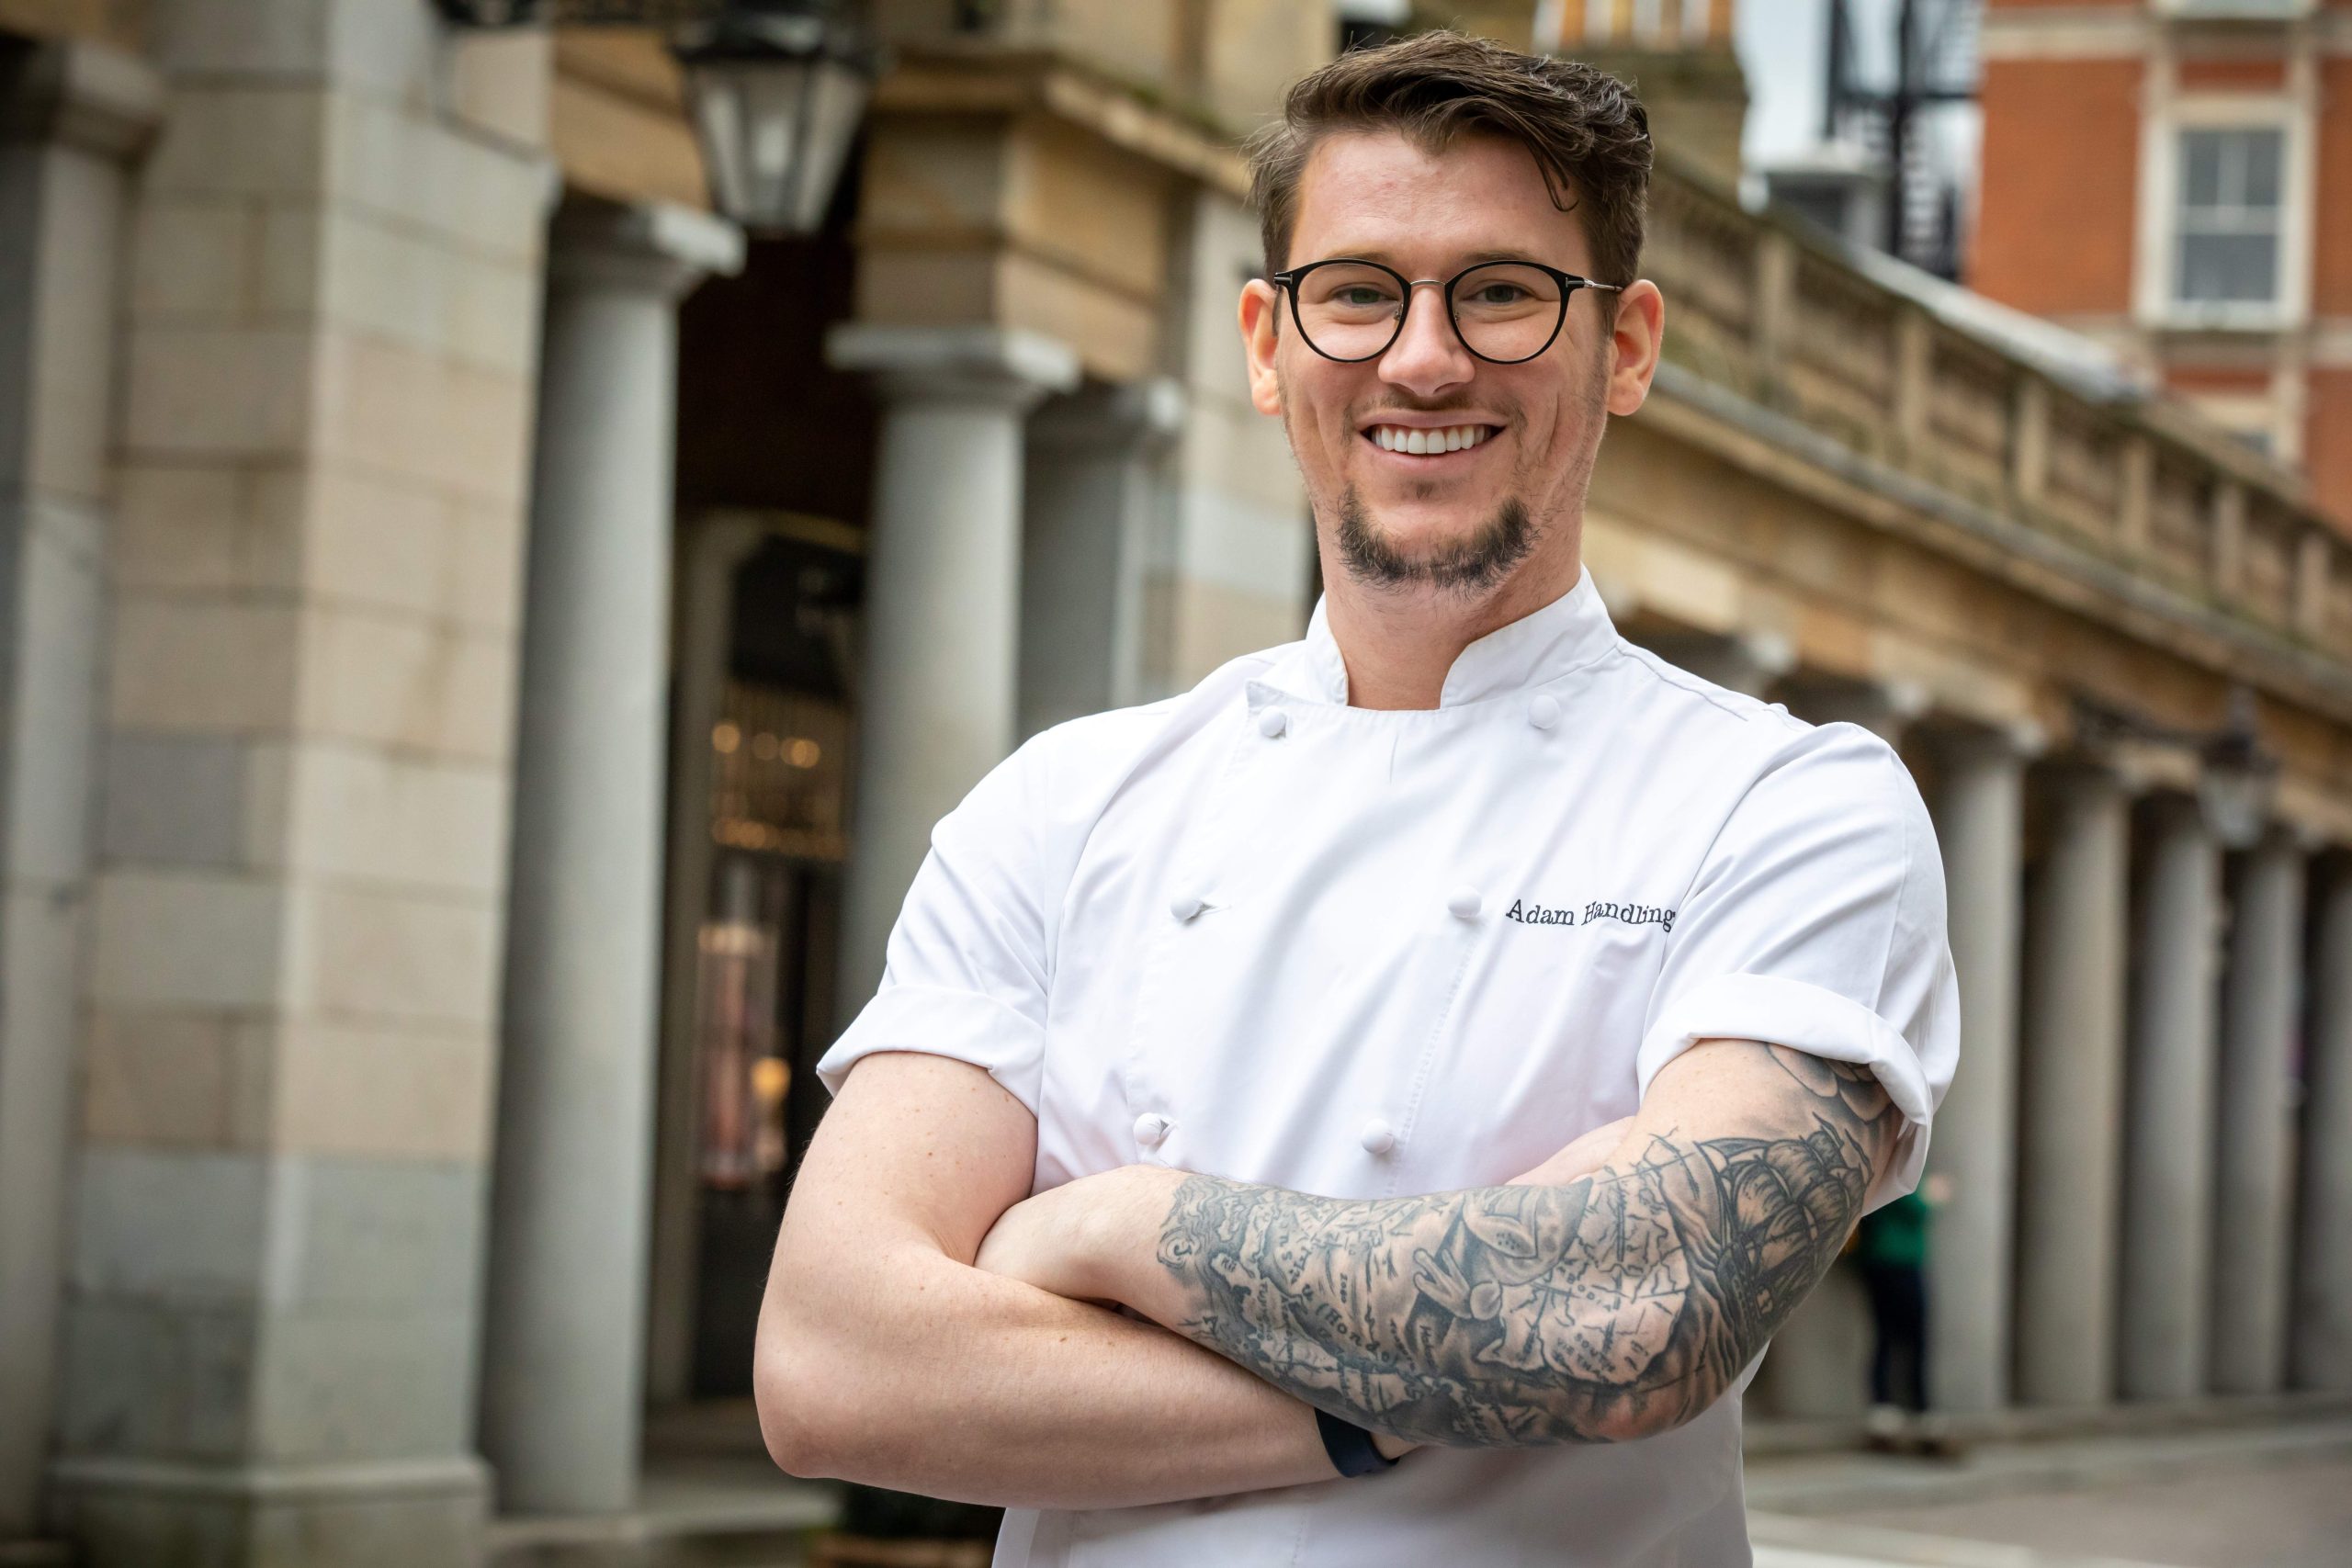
xmin=1379 ymin=284 xmax=1475 ymax=394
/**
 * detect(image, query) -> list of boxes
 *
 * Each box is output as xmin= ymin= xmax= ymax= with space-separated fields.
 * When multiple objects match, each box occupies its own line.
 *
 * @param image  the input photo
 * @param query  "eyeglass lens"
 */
xmin=1290 ymin=262 xmax=1567 ymax=363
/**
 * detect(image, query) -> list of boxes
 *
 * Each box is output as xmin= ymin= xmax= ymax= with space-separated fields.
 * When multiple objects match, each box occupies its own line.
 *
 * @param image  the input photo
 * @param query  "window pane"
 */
xmin=2240 ymin=130 xmax=2282 ymax=207
xmin=2175 ymin=128 xmax=2284 ymax=308
xmin=2181 ymin=132 xmax=2225 ymax=208
xmin=2177 ymin=231 xmax=2279 ymax=304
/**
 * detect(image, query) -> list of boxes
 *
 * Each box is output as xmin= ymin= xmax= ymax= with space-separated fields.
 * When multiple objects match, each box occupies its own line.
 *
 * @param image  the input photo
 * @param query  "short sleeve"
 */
xmin=1634 ymin=722 xmax=1960 ymax=1213
xmin=814 ymin=738 xmax=1053 ymax=1117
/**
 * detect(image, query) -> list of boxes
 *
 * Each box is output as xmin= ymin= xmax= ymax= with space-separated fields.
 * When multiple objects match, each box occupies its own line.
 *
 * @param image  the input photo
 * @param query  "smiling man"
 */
xmin=755 ymin=30 xmax=1958 ymax=1567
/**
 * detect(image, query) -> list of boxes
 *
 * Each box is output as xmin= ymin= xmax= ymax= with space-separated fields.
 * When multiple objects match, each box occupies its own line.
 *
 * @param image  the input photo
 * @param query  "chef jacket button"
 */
xmin=1528 ymin=694 xmax=1561 ymax=729
xmin=1170 ymin=892 xmax=1204 ymax=921
xmin=1447 ymin=886 xmax=1482 ymax=920
xmin=1135 ymin=1112 xmax=1172 ymax=1148
xmin=1360 ymin=1117 xmax=1397 ymax=1156
xmin=1257 ymin=706 xmax=1289 ymax=739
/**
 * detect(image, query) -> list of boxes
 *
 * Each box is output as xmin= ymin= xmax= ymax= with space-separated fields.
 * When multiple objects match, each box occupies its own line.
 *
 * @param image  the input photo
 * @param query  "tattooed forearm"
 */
xmin=1150 ymin=1043 xmax=1901 ymax=1448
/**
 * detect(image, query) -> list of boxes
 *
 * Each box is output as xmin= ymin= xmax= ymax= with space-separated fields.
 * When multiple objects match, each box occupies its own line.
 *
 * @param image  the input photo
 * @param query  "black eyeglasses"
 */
xmin=1269 ymin=257 xmax=1622 ymax=365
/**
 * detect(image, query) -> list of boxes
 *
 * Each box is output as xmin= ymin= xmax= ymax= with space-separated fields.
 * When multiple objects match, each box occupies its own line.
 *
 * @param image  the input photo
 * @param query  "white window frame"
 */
xmin=2135 ymin=92 xmax=2312 ymax=332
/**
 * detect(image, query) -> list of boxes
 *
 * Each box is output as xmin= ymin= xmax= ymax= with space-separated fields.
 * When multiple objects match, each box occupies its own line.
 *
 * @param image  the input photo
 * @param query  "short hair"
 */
xmin=1246 ymin=30 xmax=1652 ymax=289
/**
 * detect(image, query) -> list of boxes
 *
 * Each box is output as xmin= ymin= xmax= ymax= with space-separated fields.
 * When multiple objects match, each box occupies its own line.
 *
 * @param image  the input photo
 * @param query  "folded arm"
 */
xmin=758 ymin=1049 xmax=1438 ymax=1510
xmin=984 ymin=1039 xmax=1904 ymax=1448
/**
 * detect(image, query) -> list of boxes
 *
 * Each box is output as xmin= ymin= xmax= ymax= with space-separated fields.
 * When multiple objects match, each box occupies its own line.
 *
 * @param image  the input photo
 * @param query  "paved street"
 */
xmin=1745 ymin=1416 xmax=2352 ymax=1567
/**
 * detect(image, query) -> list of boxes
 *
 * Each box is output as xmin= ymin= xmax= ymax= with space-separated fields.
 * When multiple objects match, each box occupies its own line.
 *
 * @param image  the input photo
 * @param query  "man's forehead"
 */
xmin=1290 ymin=129 xmax=1589 ymax=266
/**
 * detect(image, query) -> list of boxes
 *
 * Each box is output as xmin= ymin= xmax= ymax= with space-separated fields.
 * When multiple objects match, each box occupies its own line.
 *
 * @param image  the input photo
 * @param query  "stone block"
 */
xmin=112 ymin=465 xmax=304 ymax=596
xmin=445 ymin=496 xmax=528 ymax=636
xmin=442 ymin=248 xmax=543 ymax=378
xmin=54 ymin=1296 xmax=258 ymax=1461
xmin=124 ymin=323 xmax=316 ymax=457
xmin=262 ymin=1156 xmax=483 ymax=1313
xmin=141 ymin=85 xmax=329 ymax=202
xmin=252 ymin=1307 xmax=479 ymax=1463
xmin=128 ymin=199 xmax=255 ymax=319
xmin=315 ymin=206 xmax=448 ymax=357
xmin=271 ymin=1020 xmax=495 ymax=1163
xmin=295 ymin=604 xmax=518 ymax=763
xmin=300 ymin=464 xmax=455 ymax=624
xmin=448 ymin=31 xmax=552 ymax=152
xmin=107 ymin=596 xmax=301 ymax=734
xmin=100 ymin=732 xmax=249 ymax=869
xmin=286 ymin=882 xmax=499 ymax=1029
xmin=79 ymin=1011 xmax=244 ymax=1149
xmin=68 ymin=1147 xmax=271 ymax=1303
xmin=148 ymin=0 xmax=330 ymax=78
xmin=314 ymin=330 xmax=534 ymax=508
xmin=90 ymin=871 xmax=288 ymax=1012
xmin=284 ymin=740 xmax=507 ymax=896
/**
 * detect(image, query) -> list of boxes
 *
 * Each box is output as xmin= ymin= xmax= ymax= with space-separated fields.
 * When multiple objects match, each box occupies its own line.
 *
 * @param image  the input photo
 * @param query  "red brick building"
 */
xmin=1973 ymin=0 xmax=2352 ymax=530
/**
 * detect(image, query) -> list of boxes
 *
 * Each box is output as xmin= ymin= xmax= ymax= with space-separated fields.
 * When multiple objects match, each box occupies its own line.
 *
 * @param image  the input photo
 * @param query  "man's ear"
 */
xmin=1239 ymin=278 xmax=1283 ymax=417
xmin=1605 ymin=279 xmax=1665 ymax=418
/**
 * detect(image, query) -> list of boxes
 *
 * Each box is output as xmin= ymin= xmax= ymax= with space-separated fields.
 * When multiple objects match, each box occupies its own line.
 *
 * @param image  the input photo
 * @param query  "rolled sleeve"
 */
xmin=814 ymin=738 xmax=1054 ymax=1117
xmin=1634 ymin=723 xmax=1960 ymax=1212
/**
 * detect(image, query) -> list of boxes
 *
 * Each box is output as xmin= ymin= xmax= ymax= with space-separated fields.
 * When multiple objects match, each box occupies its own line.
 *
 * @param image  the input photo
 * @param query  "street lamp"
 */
xmin=2075 ymin=684 xmax=2279 ymax=849
xmin=2195 ymin=686 xmax=2280 ymax=850
xmin=432 ymin=0 xmax=880 ymax=235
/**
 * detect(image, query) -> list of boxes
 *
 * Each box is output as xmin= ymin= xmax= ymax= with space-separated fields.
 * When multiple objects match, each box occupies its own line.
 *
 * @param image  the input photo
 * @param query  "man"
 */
xmin=756 ymin=29 xmax=1958 ymax=1567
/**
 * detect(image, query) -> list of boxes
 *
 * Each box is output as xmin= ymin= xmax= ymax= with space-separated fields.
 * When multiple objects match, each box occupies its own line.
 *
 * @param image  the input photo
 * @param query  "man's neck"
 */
xmin=1321 ymin=552 xmax=1584 ymax=710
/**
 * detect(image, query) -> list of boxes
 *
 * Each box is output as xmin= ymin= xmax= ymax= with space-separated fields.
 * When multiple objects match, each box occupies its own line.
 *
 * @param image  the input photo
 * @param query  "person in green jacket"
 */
xmin=1855 ymin=1187 xmax=1932 ymax=1451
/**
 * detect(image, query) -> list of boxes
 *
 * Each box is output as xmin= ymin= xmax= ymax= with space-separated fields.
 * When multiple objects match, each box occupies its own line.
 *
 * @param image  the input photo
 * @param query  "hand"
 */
xmin=1503 ymin=1115 xmax=1634 ymax=1187
xmin=972 ymin=1174 xmax=1112 ymax=1304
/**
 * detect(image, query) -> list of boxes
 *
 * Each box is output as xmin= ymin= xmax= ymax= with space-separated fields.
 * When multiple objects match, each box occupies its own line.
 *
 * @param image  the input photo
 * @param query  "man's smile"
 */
xmin=1358 ymin=414 xmax=1506 ymax=463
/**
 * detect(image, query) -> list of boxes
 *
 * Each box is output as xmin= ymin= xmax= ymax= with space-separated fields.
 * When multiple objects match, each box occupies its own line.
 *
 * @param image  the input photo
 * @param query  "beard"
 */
xmin=1333 ymin=487 xmax=1537 ymax=595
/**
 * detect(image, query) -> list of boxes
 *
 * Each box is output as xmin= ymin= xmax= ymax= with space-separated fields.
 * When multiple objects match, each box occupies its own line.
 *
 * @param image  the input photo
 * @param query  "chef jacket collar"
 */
xmin=1274 ymin=566 xmax=1618 ymax=710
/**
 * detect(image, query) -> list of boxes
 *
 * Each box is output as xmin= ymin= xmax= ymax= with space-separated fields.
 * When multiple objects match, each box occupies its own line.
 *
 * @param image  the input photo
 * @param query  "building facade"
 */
xmin=0 ymin=2 xmax=2343 ymax=1565
xmin=1973 ymin=0 xmax=2352 ymax=525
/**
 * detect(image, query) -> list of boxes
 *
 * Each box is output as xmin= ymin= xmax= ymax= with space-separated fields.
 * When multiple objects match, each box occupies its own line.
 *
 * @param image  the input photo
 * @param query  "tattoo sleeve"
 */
xmin=1151 ymin=1043 xmax=1902 ymax=1447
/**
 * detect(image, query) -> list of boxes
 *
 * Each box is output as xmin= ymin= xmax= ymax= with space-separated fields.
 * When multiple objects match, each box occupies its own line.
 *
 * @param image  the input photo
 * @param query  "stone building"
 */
xmin=0 ymin=1 xmax=2343 ymax=1565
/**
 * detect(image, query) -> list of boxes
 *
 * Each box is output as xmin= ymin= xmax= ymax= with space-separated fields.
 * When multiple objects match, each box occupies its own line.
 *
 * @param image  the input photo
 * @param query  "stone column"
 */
xmin=2209 ymin=829 xmax=2304 ymax=1394
xmin=1020 ymin=378 xmax=1182 ymax=739
xmin=2293 ymin=855 xmax=2352 ymax=1391
xmin=824 ymin=326 xmax=1079 ymax=1013
xmin=2118 ymin=794 xmax=2222 ymax=1400
xmin=1921 ymin=726 xmax=2032 ymax=1414
xmin=481 ymin=196 xmax=743 ymax=1516
xmin=0 ymin=39 xmax=159 ymax=1541
xmin=2014 ymin=763 xmax=2131 ymax=1406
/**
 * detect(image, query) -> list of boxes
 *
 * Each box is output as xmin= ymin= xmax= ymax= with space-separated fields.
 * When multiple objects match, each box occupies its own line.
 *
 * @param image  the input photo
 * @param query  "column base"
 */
xmin=48 ymin=1455 xmax=489 ymax=1568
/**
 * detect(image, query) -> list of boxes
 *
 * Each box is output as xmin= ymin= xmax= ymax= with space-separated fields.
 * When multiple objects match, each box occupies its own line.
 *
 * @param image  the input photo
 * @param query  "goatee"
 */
xmin=1333 ymin=489 xmax=1537 ymax=594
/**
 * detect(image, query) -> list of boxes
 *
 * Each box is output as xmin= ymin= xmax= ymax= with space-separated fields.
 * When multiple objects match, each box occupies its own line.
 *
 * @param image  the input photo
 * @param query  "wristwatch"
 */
xmin=1315 ymin=1408 xmax=1402 ymax=1477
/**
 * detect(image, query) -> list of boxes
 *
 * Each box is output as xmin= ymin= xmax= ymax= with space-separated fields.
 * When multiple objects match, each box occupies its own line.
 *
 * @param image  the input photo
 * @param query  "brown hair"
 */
xmin=1246 ymin=30 xmax=1652 ymax=289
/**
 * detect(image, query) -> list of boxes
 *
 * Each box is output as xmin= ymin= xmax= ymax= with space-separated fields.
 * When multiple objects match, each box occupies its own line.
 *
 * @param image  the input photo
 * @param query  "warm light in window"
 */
xmin=751 ymin=731 xmax=780 ymax=761
xmin=752 ymin=1056 xmax=790 ymax=1102
xmin=712 ymin=721 xmax=741 ymax=754
xmin=786 ymin=737 xmax=821 ymax=768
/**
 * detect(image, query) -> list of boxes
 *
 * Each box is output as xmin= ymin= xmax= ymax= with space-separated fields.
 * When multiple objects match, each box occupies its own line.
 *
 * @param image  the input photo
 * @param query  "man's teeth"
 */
xmin=1371 ymin=425 xmax=1493 ymax=454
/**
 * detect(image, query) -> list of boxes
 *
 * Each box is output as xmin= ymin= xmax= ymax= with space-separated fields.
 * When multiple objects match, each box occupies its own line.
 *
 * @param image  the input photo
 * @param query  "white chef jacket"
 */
xmin=816 ymin=567 xmax=1960 ymax=1568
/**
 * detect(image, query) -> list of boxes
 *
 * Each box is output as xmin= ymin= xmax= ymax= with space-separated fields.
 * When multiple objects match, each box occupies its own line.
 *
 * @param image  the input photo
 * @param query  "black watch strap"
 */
xmin=1314 ymin=1407 xmax=1400 ymax=1477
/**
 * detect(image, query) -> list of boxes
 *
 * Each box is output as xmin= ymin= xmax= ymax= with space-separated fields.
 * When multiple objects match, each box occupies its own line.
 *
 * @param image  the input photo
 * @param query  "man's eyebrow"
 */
xmin=1314 ymin=246 xmax=1551 ymax=270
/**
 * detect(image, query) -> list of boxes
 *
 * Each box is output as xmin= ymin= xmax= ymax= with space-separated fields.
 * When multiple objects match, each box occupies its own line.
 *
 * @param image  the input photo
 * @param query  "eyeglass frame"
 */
xmin=1267 ymin=256 xmax=1625 ymax=366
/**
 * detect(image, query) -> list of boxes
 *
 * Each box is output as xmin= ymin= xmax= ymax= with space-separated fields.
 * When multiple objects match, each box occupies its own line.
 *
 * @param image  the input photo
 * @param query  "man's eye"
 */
xmin=1336 ymin=288 xmax=1391 ymax=307
xmin=1472 ymin=285 xmax=1529 ymax=305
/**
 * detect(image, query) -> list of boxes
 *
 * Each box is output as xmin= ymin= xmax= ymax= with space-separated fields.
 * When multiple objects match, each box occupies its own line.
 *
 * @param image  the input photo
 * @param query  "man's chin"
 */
xmin=1334 ymin=488 xmax=1538 ymax=593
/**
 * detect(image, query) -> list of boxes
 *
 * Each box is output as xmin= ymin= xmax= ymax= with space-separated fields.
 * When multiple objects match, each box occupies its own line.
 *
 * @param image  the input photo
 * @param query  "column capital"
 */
xmin=1779 ymin=672 xmax=1932 ymax=743
xmin=0 ymin=39 xmax=164 ymax=162
xmin=1922 ymin=716 xmax=2046 ymax=766
xmin=548 ymin=194 xmax=745 ymax=299
xmin=827 ymin=323 xmax=1081 ymax=410
xmin=1029 ymin=377 xmax=1185 ymax=452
